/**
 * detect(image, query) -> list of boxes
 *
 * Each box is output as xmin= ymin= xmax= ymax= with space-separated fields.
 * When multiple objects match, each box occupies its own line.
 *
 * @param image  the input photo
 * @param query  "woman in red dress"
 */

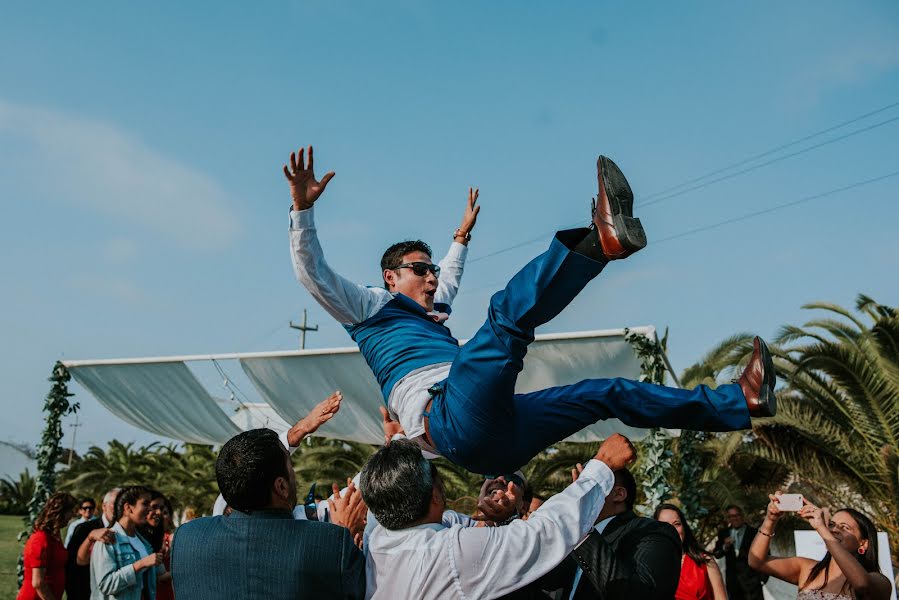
xmin=655 ymin=503 xmax=727 ymax=600
xmin=18 ymin=492 xmax=79 ymax=600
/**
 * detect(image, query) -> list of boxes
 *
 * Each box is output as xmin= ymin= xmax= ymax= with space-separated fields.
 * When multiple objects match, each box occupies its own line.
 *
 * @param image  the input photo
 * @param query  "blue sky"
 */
xmin=2 ymin=1 xmax=898 ymax=454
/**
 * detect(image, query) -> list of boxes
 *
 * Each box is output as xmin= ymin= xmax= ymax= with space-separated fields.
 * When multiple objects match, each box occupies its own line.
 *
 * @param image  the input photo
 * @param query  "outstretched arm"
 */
xmin=279 ymin=391 xmax=344 ymax=453
xmin=284 ymin=145 xmax=390 ymax=325
xmin=747 ymin=493 xmax=809 ymax=585
xmin=435 ymin=187 xmax=480 ymax=306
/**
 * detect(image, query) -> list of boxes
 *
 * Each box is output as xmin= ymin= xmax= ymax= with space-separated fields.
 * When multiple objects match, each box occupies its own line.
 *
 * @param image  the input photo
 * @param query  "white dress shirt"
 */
xmin=289 ymin=207 xmax=467 ymax=449
xmin=364 ymin=459 xmax=614 ymax=600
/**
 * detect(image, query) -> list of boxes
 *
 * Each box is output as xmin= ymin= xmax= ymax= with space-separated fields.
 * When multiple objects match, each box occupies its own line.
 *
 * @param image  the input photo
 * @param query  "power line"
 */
xmin=640 ymin=100 xmax=899 ymax=201
xmin=463 ymin=169 xmax=899 ymax=295
xmin=639 ymin=114 xmax=899 ymax=208
xmin=466 ymin=103 xmax=899 ymax=266
xmin=650 ymin=169 xmax=899 ymax=245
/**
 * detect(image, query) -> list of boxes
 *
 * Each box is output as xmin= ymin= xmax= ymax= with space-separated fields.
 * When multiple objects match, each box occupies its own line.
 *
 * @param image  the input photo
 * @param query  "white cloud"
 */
xmin=0 ymin=99 xmax=241 ymax=250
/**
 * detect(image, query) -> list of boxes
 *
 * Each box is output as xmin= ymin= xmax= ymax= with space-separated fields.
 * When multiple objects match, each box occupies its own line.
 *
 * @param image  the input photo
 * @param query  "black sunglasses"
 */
xmin=81 ymin=505 xmax=95 ymax=511
xmin=393 ymin=262 xmax=440 ymax=278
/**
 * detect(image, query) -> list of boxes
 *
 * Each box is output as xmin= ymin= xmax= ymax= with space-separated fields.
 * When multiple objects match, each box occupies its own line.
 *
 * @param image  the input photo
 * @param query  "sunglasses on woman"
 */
xmin=393 ymin=262 xmax=440 ymax=278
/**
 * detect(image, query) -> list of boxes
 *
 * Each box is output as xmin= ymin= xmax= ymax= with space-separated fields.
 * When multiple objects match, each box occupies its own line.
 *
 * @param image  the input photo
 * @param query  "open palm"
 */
xmin=283 ymin=145 xmax=335 ymax=211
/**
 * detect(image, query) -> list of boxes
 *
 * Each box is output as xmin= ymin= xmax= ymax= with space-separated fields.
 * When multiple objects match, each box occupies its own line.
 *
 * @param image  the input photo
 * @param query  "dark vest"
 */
xmin=345 ymin=294 xmax=460 ymax=401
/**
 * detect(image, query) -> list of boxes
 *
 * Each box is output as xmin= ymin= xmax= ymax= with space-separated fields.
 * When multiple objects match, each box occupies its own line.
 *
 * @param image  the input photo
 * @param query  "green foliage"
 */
xmin=58 ymin=441 xmax=220 ymax=516
xmin=625 ymin=328 xmax=674 ymax=512
xmin=751 ymin=295 xmax=899 ymax=559
xmin=19 ymin=362 xmax=78 ymax=587
xmin=0 ymin=470 xmax=36 ymax=515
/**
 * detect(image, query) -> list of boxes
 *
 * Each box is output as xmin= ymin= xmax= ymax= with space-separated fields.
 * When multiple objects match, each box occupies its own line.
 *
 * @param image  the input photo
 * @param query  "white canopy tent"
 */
xmin=63 ymin=326 xmax=674 ymax=446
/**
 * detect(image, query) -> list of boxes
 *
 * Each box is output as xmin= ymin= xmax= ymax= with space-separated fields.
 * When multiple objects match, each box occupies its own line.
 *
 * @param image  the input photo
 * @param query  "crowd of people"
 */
xmin=18 ymin=396 xmax=891 ymax=600
xmin=18 ymin=145 xmax=892 ymax=599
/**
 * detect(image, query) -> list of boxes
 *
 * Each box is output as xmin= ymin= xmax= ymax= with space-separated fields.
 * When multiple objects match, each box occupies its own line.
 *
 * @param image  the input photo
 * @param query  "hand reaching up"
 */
xmin=287 ymin=391 xmax=343 ymax=447
xmin=379 ymin=406 xmax=406 ymax=444
xmin=593 ymin=434 xmax=636 ymax=471
xmin=328 ymin=479 xmax=368 ymax=540
xmin=283 ymin=145 xmax=335 ymax=211
xmin=475 ymin=481 xmax=520 ymax=524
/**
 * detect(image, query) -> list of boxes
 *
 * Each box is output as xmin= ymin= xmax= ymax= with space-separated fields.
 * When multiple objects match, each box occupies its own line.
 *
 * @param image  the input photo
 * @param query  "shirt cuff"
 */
xmin=278 ymin=430 xmax=299 ymax=455
xmin=289 ymin=206 xmax=315 ymax=230
xmin=580 ymin=459 xmax=614 ymax=488
xmin=446 ymin=241 xmax=468 ymax=260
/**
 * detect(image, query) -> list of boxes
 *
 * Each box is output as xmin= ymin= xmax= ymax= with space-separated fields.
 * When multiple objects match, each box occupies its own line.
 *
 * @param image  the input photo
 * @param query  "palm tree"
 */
xmin=0 ymin=469 xmax=37 ymax=514
xmin=748 ymin=295 xmax=899 ymax=556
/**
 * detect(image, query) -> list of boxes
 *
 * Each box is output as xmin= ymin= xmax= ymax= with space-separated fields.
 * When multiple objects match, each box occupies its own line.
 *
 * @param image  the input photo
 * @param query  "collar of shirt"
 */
xmin=595 ymin=515 xmax=617 ymax=534
xmin=102 ymin=515 xmax=111 ymax=528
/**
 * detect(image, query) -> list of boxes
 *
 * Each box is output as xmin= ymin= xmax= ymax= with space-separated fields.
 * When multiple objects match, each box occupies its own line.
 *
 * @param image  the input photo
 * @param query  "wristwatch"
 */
xmin=454 ymin=228 xmax=471 ymax=241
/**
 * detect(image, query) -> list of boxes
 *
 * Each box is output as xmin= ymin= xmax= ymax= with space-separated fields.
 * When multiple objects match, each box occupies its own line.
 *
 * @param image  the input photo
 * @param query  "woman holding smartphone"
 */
xmin=747 ymin=491 xmax=891 ymax=600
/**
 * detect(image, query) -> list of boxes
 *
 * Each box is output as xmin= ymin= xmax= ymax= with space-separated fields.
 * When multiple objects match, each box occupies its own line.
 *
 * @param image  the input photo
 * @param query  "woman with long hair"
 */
xmin=18 ymin=492 xmax=79 ymax=600
xmin=90 ymin=485 xmax=163 ymax=600
xmin=654 ymin=503 xmax=727 ymax=600
xmin=748 ymin=492 xmax=891 ymax=600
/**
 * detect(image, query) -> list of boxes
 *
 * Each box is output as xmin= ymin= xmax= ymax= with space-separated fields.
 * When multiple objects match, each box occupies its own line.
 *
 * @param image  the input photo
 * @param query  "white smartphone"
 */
xmin=777 ymin=493 xmax=804 ymax=511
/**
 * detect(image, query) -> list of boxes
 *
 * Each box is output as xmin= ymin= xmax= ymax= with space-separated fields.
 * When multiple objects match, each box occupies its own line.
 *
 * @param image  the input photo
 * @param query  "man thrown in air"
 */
xmin=284 ymin=145 xmax=775 ymax=475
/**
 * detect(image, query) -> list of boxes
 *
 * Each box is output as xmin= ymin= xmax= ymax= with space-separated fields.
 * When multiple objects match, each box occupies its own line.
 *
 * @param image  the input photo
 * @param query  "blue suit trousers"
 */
xmin=426 ymin=228 xmax=751 ymax=475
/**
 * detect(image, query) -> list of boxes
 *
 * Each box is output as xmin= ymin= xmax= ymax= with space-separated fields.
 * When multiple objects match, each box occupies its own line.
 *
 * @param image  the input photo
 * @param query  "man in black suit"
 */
xmin=714 ymin=504 xmax=765 ymax=600
xmin=171 ymin=428 xmax=367 ymax=599
xmin=64 ymin=488 xmax=119 ymax=600
xmin=537 ymin=466 xmax=681 ymax=599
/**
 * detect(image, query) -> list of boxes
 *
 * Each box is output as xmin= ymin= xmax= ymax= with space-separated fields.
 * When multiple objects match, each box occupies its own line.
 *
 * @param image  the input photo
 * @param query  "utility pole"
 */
xmin=68 ymin=415 xmax=82 ymax=466
xmin=289 ymin=309 xmax=319 ymax=350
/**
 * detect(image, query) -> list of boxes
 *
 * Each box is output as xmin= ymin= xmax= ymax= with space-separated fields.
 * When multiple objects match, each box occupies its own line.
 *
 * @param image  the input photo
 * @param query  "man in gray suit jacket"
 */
xmin=171 ymin=427 xmax=367 ymax=599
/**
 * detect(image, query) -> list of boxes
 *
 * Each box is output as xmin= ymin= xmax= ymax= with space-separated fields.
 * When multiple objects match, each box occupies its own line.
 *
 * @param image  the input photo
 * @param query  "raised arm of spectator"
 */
xmin=800 ymin=501 xmax=891 ymax=599
xmin=452 ymin=434 xmax=635 ymax=598
xmin=280 ymin=391 xmax=344 ymax=452
xmin=747 ymin=492 xmax=809 ymax=584
xmin=434 ymin=187 xmax=480 ymax=307
xmin=285 ymin=145 xmax=391 ymax=325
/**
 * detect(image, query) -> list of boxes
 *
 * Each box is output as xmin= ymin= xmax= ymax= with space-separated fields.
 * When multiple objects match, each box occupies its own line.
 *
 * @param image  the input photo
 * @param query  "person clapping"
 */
xmin=748 ymin=492 xmax=891 ymax=600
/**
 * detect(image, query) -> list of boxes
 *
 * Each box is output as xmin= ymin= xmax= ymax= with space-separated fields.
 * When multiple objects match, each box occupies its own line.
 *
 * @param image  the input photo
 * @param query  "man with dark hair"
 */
xmin=714 ymin=504 xmax=765 ymax=600
xmin=171 ymin=426 xmax=367 ymax=599
xmin=286 ymin=145 xmax=776 ymax=476
xmin=536 ymin=465 xmax=682 ymax=599
xmin=359 ymin=433 xmax=637 ymax=599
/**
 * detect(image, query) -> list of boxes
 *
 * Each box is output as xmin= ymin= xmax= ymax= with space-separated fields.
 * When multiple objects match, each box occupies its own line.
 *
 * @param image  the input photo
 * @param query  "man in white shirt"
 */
xmin=285 ymin=145 xmax=776 ymax=476
xmin=358 ymin=431 xmax=636 ymax=599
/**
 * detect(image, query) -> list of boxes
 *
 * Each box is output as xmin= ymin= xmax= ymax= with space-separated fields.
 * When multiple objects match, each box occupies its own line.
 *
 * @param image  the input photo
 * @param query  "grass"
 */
xmin=0 ymin=514 xmax=26 ymax=598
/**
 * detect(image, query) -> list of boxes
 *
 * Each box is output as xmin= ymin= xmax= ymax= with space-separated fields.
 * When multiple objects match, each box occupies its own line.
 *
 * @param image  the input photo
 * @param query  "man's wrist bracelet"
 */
xmin=454 ymin=228 xmax=471 ymax=241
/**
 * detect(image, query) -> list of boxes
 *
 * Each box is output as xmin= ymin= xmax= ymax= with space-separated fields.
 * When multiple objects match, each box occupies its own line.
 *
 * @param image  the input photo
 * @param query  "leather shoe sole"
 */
xmin=594 ymin=155 xmax=647 ymax=259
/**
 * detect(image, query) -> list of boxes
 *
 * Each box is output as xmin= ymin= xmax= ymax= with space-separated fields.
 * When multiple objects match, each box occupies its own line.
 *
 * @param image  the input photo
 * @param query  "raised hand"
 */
xmin=379 ymin=406 xmax=406 ymax=444
xmin=799 ymin=499 xmax=828 ymax=532
xmin=475 ymin=481 xmax=520 ymax=524
xmin=766 ymin=491 xmax=784 ymax=522
xmin=593 ymin=433 xmax=637 ymax=471
xmin=454 ymin=187 xmax=481 ymax=244
xmin=283 ymin=145 xmax=336 ymax=211
xmin=287 ymin=391 xmax=343 ymax=447
xmin=328 ymin=479 xmax=368 ymax=539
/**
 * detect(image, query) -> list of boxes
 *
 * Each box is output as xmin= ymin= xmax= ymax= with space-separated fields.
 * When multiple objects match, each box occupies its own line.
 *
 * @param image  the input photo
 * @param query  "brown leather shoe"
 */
xmin=593 ymin=156 xmax=647 ymax=259
xmin=737 ymin=336 xmax=777 ymax=418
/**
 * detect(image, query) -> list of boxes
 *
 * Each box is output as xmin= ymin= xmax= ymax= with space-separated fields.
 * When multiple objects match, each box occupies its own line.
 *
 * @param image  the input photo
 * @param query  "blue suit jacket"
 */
xmin=171 ymin=509 xmax=365 ymax=599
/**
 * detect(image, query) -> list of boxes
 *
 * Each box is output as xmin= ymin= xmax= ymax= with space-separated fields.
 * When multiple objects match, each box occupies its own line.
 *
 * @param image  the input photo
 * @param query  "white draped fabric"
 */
xmin=65 ymin=327 xmax=659 ymax=446
xmin=69 ymin=362 xmax=242 ymax=445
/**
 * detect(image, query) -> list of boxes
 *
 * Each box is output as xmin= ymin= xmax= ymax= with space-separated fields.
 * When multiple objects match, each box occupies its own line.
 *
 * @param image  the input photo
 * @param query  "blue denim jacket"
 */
xmin=89 ymin=522 xmax=156 ymax=600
